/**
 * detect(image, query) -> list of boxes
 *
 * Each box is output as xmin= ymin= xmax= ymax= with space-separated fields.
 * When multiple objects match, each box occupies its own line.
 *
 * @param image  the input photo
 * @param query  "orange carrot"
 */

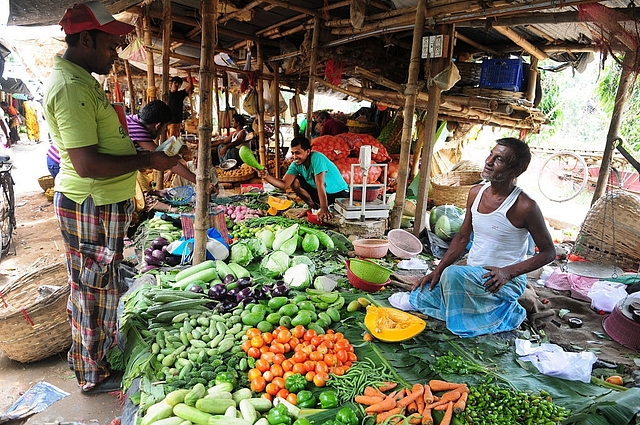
xmin=408 ymin=414 xmax=422 ymax=424
xmin=415 ymin=388 xmax=425 ymax=415
xmin=375 ymin=407 xmax=402 ymax=423
xmin=428 ymin=380 xmax=464 ymax=392
xmin=379 ymin=382 xmax=398 ymax=392
xmin=421 ymin=408 xmax=433 ymax=425
xmin=397 ymin=385 xmax=425 ymax=408
xmin=364 ymin=386 xmax=384 ymax=397
xmin=425 ymin=390 xmax=461 ymax=410
xmin=365 ymin=396 xmax=397 ymax=414
xmin=440 ymin=401 xmax=454 ymax=425
xmin=456 ymin=384 xmax=470 ymax=394
xmin=433 ymin=404 xmax=449 ymax=411
xmin=407 ymin=400 xmax=418 ymax=414
xmin=355 ymin=395 xmax=385 ymax=406
xmin=453 ymin=391 xmax=468 ymax=414
xmin=423 ymin=385 xmax=434 ymax=404
xmin=393 ymin=389 xmax=406 ymax=400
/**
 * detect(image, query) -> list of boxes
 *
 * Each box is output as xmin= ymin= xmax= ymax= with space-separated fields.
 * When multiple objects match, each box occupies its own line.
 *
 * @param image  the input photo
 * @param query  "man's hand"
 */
xmin=412 ymin=269 xmax=441 ymax=292
xmin=482 ymin=266 xmax=511 ymax=293
xmin=317 ymin=207 xmax=332 ymax=222
xmin=257 ymin=169 xmax=269 ymax=179
xmin=219 ymin=145 xmax=228 ymax=156
xmin=149 ymin=152 xmax=180 ymax=171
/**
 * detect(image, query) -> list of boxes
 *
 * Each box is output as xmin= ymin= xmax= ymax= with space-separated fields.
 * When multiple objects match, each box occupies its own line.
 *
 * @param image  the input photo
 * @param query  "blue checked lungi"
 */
xmin=54 ymin=192 xmax=133 ymax=386
xmin=409 ymin=265 xmax=527 ymax=337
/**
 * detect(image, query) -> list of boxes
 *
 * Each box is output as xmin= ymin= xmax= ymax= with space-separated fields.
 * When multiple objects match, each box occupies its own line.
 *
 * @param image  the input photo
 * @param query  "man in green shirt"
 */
xmin=44 ymin=1 xmax=178 ymax=394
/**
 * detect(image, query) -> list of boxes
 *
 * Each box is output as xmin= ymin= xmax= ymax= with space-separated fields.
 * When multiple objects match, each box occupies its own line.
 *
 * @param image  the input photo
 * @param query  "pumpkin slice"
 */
xmin=364 ymin=305 xmax=426 ymax=342
xmin=268 ymin=196 xmax=293 ymax=211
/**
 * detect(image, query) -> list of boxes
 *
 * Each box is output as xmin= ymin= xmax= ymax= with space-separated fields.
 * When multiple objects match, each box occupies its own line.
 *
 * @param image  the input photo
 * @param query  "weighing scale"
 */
xmin=334 ymin=146 xmax=390 ymax=221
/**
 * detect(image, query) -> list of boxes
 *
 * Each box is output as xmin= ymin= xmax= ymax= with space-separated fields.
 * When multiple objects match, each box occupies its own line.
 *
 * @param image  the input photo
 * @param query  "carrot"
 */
xmin=423 ymin=385 xmax=434 ymax=404
xmin=364 ymin=386 xmax=384 ymax=397
xmin=375 ymin=407 xmax=402 ymax=423
xmin=397 ymin=385 xmax=425 ymax=408
xmin=456 ymin=384 xmax=470 ymax=394
xmin=413 ymin=384 xmax=425 ymax=415
xmin=407 ymin=400 xmax=418 ymax=414
xmin=355 ymin=395 xmax=385 ymax=406
xmin=433 ymin=404 xmax=449 ymax=411
xmin=439 ymin=401 xmax=454 ymax=425
xmin=421 ymin=407 xmax=433 ymax=425
xmin=408 ymin=414 xmax=422 ymax=424
xmin=365 ymin=396 xmax=397 ymax=414
xmin=393 ymin=389 xmax=406 ymax=400
xmin=424 ymin=390 xmax=461 ymax=410
xmin=428 ymin=380 xmax=464 ymax=392
xmin=379 ymin=382 xmax=398 ymax=392
xmin=453 ymin=391 xmax=468 ymax=414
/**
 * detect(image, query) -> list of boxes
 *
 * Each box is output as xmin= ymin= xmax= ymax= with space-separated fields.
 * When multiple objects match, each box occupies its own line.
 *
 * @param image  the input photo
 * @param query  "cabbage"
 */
xmin=260 ymin=250 xmax=290 ymax=278
xmin=290 ymin=255 xmax=315 ymax=277
xmin=301 ymin=233 xmax=320 ymax=253
xmin=230 ymin=242 xmax=253 ymax=266
xmin=314 ymin=276 xmax=337 ymax=292
xmin=259 ymin=229 xmax=275 ymax=249
xmin=283 ymin=264 xmax=312 ymax=289
xmin=246 ymin=238 xmax=268 ymax=256
xmin=279 ymin=236 xmax=299 ymax=256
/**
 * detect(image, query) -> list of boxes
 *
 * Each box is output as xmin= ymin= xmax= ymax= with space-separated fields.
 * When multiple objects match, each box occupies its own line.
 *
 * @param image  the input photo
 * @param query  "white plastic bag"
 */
xmin=515 ymin=339 xmax=597 ymax=383
xmin=587 ymin=280 xmax=627 ymax=312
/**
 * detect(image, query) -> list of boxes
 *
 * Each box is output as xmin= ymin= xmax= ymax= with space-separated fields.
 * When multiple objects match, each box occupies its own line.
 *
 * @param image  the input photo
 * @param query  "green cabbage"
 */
xmin=279 ymin=235 xmax=299 ymax=256
xmin=302 ymin=233 xmax=320 ymax=253
xmin=259 ymin=250 xmax=290 ymax=278
xmin=283 ymin=263 xmax=312 ymax=289
xmin=230 ymin=242 xmax=253 ymax=266
xmin=290 ymin=255 xmax=316 ymax=277
xmin=259 ymin=229 xmax=275 ymax=249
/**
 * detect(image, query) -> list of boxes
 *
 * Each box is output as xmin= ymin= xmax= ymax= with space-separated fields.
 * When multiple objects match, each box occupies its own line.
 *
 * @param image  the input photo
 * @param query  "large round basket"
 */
xmin=0 ymin=262 xmax=71 ymax=363
xmin=430 ymin=171 xmax=482 ymax=208
xmin=217 ymin=172 xmax=255 ymax=183
xmin=572 ymin=190 xmax=640 ymax=271
xmin=38 ymin=175 xmax=55 ymax=192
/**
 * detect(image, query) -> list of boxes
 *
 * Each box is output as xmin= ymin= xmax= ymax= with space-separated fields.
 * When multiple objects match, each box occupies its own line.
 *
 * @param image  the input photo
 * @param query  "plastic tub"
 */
xmin=353 ymin=239 xmax=389 ymax=259
xmin=387 ymin=229 xmax=423 ymax=259
xmin=347 ymin=258 xmax=393 ymax=284
xmin=346 ymin=262 xmax=389 ymax=293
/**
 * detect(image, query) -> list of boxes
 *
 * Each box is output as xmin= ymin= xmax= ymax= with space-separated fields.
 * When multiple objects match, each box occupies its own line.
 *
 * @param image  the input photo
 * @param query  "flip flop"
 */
xmin=81 ymin=371 xmax=123 ymax=395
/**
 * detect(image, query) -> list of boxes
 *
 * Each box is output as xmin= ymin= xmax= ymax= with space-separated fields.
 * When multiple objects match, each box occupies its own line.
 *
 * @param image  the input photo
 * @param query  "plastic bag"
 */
xmin=0 ymin=381 xmax=69 ymax=423
xmin=587 ymin=280 xmax=628 ymax=312
xmin=243 ymin=88 xmax=258 ymax=115
xmin=167 ymin=228 xmax=229 ymax=263
xmin=515 ymin=339 xmax=597 ymax=383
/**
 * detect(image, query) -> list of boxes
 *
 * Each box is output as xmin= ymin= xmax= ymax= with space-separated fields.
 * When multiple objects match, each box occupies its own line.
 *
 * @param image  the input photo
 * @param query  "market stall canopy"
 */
xmin=0 ymin=76 xmax=31 ymax=95
xmin=6 ymin=0 xmax=639 ymax=129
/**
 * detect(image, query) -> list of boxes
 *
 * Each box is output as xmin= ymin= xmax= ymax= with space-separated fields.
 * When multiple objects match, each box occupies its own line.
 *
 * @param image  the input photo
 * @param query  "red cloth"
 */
xmin=320 ymin=118 xmax=348 ymax=136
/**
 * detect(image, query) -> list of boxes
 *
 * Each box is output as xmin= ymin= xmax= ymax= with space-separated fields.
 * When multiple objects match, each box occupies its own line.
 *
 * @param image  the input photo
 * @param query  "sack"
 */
xmin=289 ymin=94 xmax=303 ymax=117
xmin=166 ymin=228 xmax=229 ymax=264
xmin=243 ymin=88 xmax=258 ymax=115
xmin=515 ymin=339 xmax=597 ymax=383
xmin=263 ymin=82 xmax=287 ymax=116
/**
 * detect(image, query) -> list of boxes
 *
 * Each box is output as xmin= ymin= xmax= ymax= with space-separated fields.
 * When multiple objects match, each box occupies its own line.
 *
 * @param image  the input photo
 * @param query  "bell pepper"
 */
xmin=336 ymin=406 xmax=358 ymax=425
xmin=296 ymin=390 xmax=316 ymax=408
xmin=292 ymin=419 xmax=312 ymax=425
xmin=214 ymin=371 xmax=237 ymax=390
xmin=267 ymin=403 xmax=292 ymax=425
xmin=285 ymin=373 xmax=307 ymax=394
xmin=318 ymin=390 xmax=339 ymax=409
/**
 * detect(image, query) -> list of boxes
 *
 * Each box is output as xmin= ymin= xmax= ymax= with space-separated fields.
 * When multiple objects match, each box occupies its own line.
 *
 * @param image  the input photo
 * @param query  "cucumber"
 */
xmin=173 ymin=403 xmax=213 ymax=425
xmin=227 ymin=263 xmax=250 ymax=279
xmin=173 ymin=268 xmax=219 ymax=290
xmin=215 ymin=260 xmax=235 ymax=280
xmin=175 ymin=260 xmax=216 ymax=282
xmin=141 ymin=400 xmax=174 ymax=425
xmin=195 ymin=397 xmax=236 ymax=414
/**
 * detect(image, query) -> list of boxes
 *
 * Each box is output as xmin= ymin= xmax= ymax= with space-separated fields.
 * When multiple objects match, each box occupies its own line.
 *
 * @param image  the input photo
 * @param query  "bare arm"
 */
xmin=67 ymin=145 xmax=179 ymax=179
xmin=136 ymin=140 xmax=196 ymax=184
xmin=314 ymin=171 xmax=331 ymax=221
xmin=257 ymin=169 xmax=296 ymax=191
xmin=185 ymin=70 xmax=194 ymax=94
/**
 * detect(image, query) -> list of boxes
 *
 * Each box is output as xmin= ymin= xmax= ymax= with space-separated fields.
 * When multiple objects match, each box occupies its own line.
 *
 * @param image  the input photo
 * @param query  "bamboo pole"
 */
xmin=526 ymin=57 xmax=539 ymax=104
xmin=273 ymin=65 xmax=281 ymax=178
xmin=214 ymin=70 xmax=221 ymax=135
xmin=413 ymin=24 xmax=455 ymax=236
xmin=305 ymin=18 xmax=321 ymax=139
xmin=493 ymin=26 xmax=550 ymax=60
xmin=142 ymin=5 xmax=156 ymax=103
xmin=389 ymin=0 xmax=426 ymax=229
xmin=193 ymin=0 xmax=217 ymax=264
xmin=124 ymin=60 xmax=136 ymax=115
xmin=411 ymin=118 xmax=425 ymax=178
xmin=256 ymin=43 xmax=268 ymax=167
xmin=455 ymin=32 xmax=498 ymax=55
xmin=591 ymin=52 xmax=637 ymax=205
xmin=161 ymin=0 xmax=171 ymax=105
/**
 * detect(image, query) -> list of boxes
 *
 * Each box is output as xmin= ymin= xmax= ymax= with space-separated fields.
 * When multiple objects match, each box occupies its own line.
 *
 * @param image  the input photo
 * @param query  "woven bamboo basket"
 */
xmin=572 ymin=190 xmax=640 ymax=271
xmin=38 ymin=175 xmax=54 ymax=191
xmin=0 ymin=262 xmax=71 ymax=363
xmin=347 ymin=119 xmax=378 ymax=134
xmin=430 ymin=171 xmax=483 ymax=208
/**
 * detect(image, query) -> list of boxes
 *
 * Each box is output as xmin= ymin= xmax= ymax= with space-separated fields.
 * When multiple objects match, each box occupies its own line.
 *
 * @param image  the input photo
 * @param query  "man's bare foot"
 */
xmin=297 ymin=209 xmax=311 ymax=218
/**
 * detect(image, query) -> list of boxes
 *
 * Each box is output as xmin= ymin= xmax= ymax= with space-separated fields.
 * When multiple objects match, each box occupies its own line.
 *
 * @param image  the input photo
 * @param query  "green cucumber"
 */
xmin=215 ymin=260 xmax=235 ymax=280
xmin=175 ymin=260 xmax=216 ymax=282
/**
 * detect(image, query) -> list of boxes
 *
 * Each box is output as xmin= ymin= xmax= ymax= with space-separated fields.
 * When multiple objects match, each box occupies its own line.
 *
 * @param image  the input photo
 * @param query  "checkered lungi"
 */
xmin=54 ymin=192 xmax=133 ymax=386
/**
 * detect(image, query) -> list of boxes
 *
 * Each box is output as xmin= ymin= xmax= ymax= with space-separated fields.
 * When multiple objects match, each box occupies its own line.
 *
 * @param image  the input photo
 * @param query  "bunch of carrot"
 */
xmin=354 ymin=379 xmax=468 ymax=425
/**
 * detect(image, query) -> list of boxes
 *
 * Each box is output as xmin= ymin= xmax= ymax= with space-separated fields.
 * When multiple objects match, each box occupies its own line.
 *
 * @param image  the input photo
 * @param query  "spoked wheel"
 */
xmin=0 ymin=173 xmax=15 ymax=255
xmin=538 ymin=152 xmax=588 ymax=202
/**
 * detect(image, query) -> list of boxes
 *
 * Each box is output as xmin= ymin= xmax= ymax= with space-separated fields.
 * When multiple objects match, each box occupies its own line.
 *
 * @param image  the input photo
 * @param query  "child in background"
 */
xmin=47 ymin=144 xmax=61 ymax=179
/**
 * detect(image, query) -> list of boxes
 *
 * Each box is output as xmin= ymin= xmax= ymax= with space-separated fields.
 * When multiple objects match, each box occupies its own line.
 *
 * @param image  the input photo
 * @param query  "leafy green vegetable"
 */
xmin=283 ymin=263 xmax=312 ymax=289
xmin=260 ymin=250 xmax=290 ymax=278
xmin=231 ymin=242 xmax=253 ymax=266
xmin=431 ymin=351 xmax=489 ymax=375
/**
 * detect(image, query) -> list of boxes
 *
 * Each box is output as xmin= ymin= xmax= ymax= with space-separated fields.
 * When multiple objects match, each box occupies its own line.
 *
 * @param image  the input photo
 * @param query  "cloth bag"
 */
xmin=243 ymin=88 xmax=258 ymax=115
xmin=166 ymin=228 xmax=229 ymax=264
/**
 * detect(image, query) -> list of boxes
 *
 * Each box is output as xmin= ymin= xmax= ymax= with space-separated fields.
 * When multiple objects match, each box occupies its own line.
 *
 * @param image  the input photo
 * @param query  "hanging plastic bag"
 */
xmin=263 ymin=82 xmax=287 ymax=115
xmin=587 ymin=280 xmax=628 ymax=312
xmin=243 ymin=88 xmax=258 ymax=115
xmin=289 ymin=93 xmax=303 ymax=117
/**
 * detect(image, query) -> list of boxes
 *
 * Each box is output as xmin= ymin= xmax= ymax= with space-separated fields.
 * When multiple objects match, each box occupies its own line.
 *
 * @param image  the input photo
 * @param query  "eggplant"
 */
xmin=219 ymin=299 xmax=236 ymax=312
xmin=150 ymin=238 xmax=168 ymax=250
xmin=144 ymin=247 xmax=154 ymax=257
xmin=236 ymin=277 xmax=252 ymax=288
xmin=151 ymin=249 xmax=166 ymax=262
xmin=205 ymin=302 xmax=217 ymax=310
xmin=223 ymin=274 xmax=237 ymax=285
xmin=271 ymin=285 xmax=289 ymax=297
xmin=162 ymin=245 xmax=171 ymax=255
xmin=208 ymin=283 xmax=227 ymax=300
xmin=165 ymin=255 xmax=181 ymax=267
xmin=275 ymin=280 xmax=285 ymax=287
xmin=236 ymin=287 xmax=254 ymax=302
xmin=259 ymin=285 xmax=272 ymax=297
xmin=242 ymin=297 xmax=256 ymax=306
xmin=140 ymin=264 xmax=158 ymax=273
xmin=190 ymin=285 xmax=204 ymax=294
xmin=144 ymin=254 xmax=163 ymax=266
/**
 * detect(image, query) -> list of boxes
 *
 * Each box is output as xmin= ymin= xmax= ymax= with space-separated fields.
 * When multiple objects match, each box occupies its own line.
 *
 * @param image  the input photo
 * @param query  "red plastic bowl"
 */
xmin=307 ymin=210 xmax=323 ymax=225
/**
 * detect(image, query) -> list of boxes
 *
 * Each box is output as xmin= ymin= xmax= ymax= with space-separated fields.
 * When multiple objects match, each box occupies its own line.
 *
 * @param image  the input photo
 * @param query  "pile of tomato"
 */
xmin=240 ymin=325 xmax=357 ymax=403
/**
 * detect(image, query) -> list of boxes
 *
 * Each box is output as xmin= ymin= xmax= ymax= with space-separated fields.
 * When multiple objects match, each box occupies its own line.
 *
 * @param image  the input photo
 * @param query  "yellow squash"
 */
xmin=364 ymin=305 xmax=426 ymax=342
xmin=267 ymin=196 xmax=293 ymax=216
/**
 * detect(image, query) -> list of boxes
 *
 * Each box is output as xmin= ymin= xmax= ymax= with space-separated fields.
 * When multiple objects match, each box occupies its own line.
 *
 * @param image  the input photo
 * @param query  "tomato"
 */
xmin=247 ymin=368 xmax=262 ymax=381
xmin=283 ymin=371 xmax=294 ymax=380
xmin=333 ymin=332 xmax=344 ymax=340
xmin=363 ymin=333 xmax=373 ymax=342
xmin=292 ymin=325 xmax=305 ymax=339
xmin=263 ymin=370 xmax=275 ymax=383
xmin=313 ymin=373 xmax=327 ymax=387
xmin=261 ymin=392 xmax=273 ymax=402
xmin=276 ymin=328 xmax=292 ymax=344
xmin=310 ymin=336 xmax=323 ymax=348
xmin=292 ymin=350 xmax=307 ymax=364
xmin=316 ymin=345 xmax=328 ymax=356
xmin=272 ymin=376 xmax=286 ymax=390
xmin=250 ymin=376 xmax=266 ymax=393
xmin=315 ymin=360 xmax=329 ymax=375
xmin=309 ymin=351 xmax=324 ymax=362
xmin=281 ymin=359 xmax=294 ymax=372
xmin=255 ymin=358 xmax=270 ymax=373
xmin=286 ymin=392 xmax=298 ymax=406
xmin=304 ymin=329 xmax=317 ymax=341
xmin=261 ymin=351 xmax=276 ymax=363
xmin=332 ymin=365 xmax=347 ymax=376
xmin=246 ymin=328 xmax=262 ymax=339
xmin=334 ymin=339 xmax=350 ymax=351
xmin=260 ymin=346 xmax=270 ymax=354
xmin=251 ymin=336 xmax=264 ymax=348
xmin=241 ymin=340 xmax=252 ymax=352
xmin=271 ymin=363 xmax=284 ymax=378
xmin=288 ymin=337 xmax=299 ymax=350
xmin=247 ymin=347 xmax=261 ymax=359
xmin=265 ymin=382 xmax=279 ymax=396
xmin=283 ymin=343 xmax=291 ymax=353
xmin=273 ymin=353 xmax=286 ymax=365
xmin=323 ymin=353 xmax=337 ymax=367
xmin=270 ymin=342 xmax=286 ymax=355
xmin=305 ymin=371 xmax=316 ymax=382
xmin=304 ymin=360 xmax=316 ymax=373
xmin=262 ymin=332 xmax=274 ymax=345
xmin=276 ymin=388 xmax=290 ymax=399
xmin=336 ymin=349 xmax=348 ymax=364
xmin=292 ymin=362 xmax=307 ymax=375
xmin=348 ymin=352 xmax=358 ymax=362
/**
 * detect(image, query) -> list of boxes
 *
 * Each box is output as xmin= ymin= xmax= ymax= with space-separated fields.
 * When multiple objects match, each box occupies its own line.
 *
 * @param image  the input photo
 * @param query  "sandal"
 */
xmin=81 ymin=371 xmax=123 ymax=395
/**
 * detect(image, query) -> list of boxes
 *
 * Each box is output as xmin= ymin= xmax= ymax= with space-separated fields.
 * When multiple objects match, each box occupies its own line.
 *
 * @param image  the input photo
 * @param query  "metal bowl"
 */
xmin=220 ymin=159 xmax=237 ymax=170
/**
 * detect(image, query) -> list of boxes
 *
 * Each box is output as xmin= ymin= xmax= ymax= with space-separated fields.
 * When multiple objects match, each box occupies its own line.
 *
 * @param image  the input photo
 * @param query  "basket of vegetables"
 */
xmin=165 ymin=185 xmax=195 ymax=206
xmin=0 ymin=262 xmax=72 ymax=363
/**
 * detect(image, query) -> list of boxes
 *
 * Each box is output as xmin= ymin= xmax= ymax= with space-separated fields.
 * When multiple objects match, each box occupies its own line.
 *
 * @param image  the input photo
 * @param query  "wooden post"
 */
xmin=591 ymin=52 xmax=637 ymax=205
xmin=142 ymin=5 xmax=156 ymax=103
xmin=413 ymin=24 xmax=455 ymax=236
xmin=389 ymin=0 xmax=426 ymax=229
xmin=214 ymin=70 xmax=221 ymax=134
xmin=124 ymin=60 xmax=136 ymax=115
xmin=161 ymin=0 xmax=171 ymax=105
xmin=193 ymin=0 xmax=217 ymax=263
xmin=305 ymin=18 xmax=321 ymax=139
xmin=526 ymin=57 xmax=538 ymax=104
xmin=273 ymin=64 xmax=281 ymax=178
xmin=256 ymin=43 xmax=267 ymax=166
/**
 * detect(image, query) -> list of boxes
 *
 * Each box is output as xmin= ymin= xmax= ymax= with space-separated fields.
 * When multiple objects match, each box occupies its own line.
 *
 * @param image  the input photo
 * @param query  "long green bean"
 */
xmin=327 ymin=356 xmax=397 ymax=404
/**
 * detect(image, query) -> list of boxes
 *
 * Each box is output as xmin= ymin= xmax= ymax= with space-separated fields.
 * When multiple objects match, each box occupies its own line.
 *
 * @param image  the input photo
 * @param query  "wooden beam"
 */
xmin=456 ymin=8 xmax=636 ymax=27
xmin=219 ymin=0 xmax=262 ymax=24
xmin=305 ymin=18 xmax=321 ymax=139
xmin=493 ymin=26 xmax=550 ymax=60
xmin=161 ymin=0 xmax=172 ymax=106
xmin=456 ymin=32 xmax=498 ymax=55
xmin=261 ymin=0 xmax=322 ymax=18
xmin=325 ymin=6 xmax=417 ymax=28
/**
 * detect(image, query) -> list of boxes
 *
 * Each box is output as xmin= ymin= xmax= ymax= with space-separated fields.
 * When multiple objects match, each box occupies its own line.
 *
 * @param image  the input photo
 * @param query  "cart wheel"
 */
xmin=538 ymin=151 xmax=588 ymax=202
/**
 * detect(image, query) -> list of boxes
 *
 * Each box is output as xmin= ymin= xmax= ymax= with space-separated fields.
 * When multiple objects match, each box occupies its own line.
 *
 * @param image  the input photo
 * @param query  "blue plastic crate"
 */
xmin=479 ymin=58 xmax=524 ymax=91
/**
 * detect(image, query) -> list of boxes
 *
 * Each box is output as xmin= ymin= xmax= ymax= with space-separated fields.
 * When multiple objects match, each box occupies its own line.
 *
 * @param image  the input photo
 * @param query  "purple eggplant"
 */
xmin=236 ymin=277 xmax=252 ymax=288
xmin=271 ymin=285 xmax=289 ymax=297
xmin=259 ymin=285 xmax=272 ymax=297
xmin=226 ymin=287 xmax=241 ymax=300
xmin=242 ymin=297 xmax=257 ymax=306
xmin=219 ymin=299 xmax=236 ymax=312
xmin=140 ymin=264 xmax=158 ymax=273
xmin=190 ymin=285 xmax=204 ymax=294
xmin=165 ymin=255 xmax=181 ymax=267
xmin=205 ymin=302 xmax=217 ymax=310
xmin=236 ymin=287 xmax=254 ymax=302
xmin=150 ymin=238 xmax=168 ymax=250
xmin=144 ymin=247 xmax=154 ymax=257
xmin=152 ymin=249 xmax=166 ymax=262
xmin=223 ymin=274 xmax=236 ymax=285
xmin=144 ymin=254 xmax=163 ymax=266
xmin=208 ymin=283 xmax=227 ymax=300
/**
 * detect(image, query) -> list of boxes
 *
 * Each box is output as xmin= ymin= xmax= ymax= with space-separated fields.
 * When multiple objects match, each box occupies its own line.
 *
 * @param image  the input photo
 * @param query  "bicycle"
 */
xmin=0 ymin=154 xmax=16 ymax=260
